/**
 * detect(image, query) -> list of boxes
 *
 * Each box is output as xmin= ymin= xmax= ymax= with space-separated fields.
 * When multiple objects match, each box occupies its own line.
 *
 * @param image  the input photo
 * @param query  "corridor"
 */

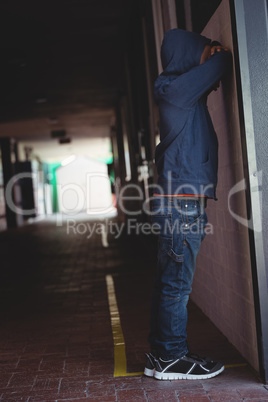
xmin=0 ymin=217 xmax=267 ymax=401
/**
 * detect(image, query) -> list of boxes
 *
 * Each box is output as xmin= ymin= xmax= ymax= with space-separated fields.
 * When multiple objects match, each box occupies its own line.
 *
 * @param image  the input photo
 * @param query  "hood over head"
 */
xmin=160 ymin=29 xmax=211 ymax=75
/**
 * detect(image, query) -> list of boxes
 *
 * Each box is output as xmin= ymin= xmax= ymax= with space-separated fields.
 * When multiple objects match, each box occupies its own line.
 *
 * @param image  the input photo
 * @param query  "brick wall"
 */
xmin=191 ymin=0 xmax=259 ymax=371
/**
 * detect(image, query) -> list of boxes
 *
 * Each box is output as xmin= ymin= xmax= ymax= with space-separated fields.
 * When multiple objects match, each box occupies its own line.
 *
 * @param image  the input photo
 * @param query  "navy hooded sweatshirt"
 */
xmin=154 ymin=29 xmax=232 ymax=199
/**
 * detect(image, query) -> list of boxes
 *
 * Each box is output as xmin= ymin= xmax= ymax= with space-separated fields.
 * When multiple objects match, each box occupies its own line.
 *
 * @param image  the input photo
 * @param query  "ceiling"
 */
xmin=0 ymin=0 xmax=135 ymax=160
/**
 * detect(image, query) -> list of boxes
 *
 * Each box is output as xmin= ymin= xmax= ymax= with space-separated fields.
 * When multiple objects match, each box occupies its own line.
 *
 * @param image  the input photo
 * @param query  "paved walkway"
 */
xmin=0 ymin=216 xmax=267 ymax=401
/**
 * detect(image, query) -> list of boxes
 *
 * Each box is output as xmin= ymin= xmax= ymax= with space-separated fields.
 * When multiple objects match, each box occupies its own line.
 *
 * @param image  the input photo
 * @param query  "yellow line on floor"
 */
xmin=106 ymin=275 xmax=247 ymax=377
xmin=106 ymin=274 xmax=129 ymax=377
xmin=225 ymin=363 xmax=247 ymax=368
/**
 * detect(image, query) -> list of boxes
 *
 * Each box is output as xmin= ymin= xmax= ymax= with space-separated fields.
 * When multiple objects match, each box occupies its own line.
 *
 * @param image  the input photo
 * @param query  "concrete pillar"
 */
xmin=151 ymin=0 xmax=165 ymax=74
xmin=162 ymin=0 xmax=178 ymax=31
xmin=233 ymin=0 xmax=268 ymax=384
xmin=0 ymin=138 xmax=17 ymax=228
xmin=151 ymin=0 xmax=178 ymax=74
xmin=183 ymin=0 xmax=192 ymax=31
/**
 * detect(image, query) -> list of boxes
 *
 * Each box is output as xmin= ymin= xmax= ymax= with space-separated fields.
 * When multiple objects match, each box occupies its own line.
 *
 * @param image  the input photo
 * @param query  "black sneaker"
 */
xmin=144 ymin=353 xmax=157 ymax=377
xmin=154 ymin=353 xmax=224 ymax=380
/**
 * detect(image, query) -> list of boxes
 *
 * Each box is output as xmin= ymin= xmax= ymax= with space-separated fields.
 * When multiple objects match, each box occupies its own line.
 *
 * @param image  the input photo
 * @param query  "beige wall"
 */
xmin=191 ymin=0 xmax=259 ymax=371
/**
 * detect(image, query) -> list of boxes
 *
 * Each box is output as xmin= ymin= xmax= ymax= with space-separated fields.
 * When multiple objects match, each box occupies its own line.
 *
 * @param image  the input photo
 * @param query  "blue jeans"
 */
xmin=149 ymin=196 xmax=208 ymax=359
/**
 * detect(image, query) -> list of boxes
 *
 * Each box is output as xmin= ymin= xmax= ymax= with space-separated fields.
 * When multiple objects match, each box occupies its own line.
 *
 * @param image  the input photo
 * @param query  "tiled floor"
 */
xmin=0 ymin=216 xmax=267 ymax=401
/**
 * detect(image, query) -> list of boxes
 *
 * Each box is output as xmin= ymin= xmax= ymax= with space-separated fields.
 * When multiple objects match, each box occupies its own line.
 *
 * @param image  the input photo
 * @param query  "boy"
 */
xmin=145 ymin=29 xmax=232 ymax=380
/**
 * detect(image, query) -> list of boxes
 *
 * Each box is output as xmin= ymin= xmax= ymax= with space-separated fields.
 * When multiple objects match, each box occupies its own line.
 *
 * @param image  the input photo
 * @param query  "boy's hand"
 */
xmin=210 ymin=45 xmax=230 ymax=56
xmin=210 ymin=45 xmax=230 ymax=91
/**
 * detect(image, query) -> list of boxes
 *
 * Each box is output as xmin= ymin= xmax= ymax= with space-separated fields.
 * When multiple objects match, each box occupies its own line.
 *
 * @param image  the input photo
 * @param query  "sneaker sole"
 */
xmin=144 ymin=367 xmax=155 ymax=377
xmin=154 ymin=365 xmax=224 ymax=380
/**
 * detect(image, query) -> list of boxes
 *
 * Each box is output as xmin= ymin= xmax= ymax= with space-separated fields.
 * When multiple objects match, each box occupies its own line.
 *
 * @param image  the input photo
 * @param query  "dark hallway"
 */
xmin=1 ymin=0 xmax=268 ymax=398
xmin=0 ymin=218 xmax=267 ymax=400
